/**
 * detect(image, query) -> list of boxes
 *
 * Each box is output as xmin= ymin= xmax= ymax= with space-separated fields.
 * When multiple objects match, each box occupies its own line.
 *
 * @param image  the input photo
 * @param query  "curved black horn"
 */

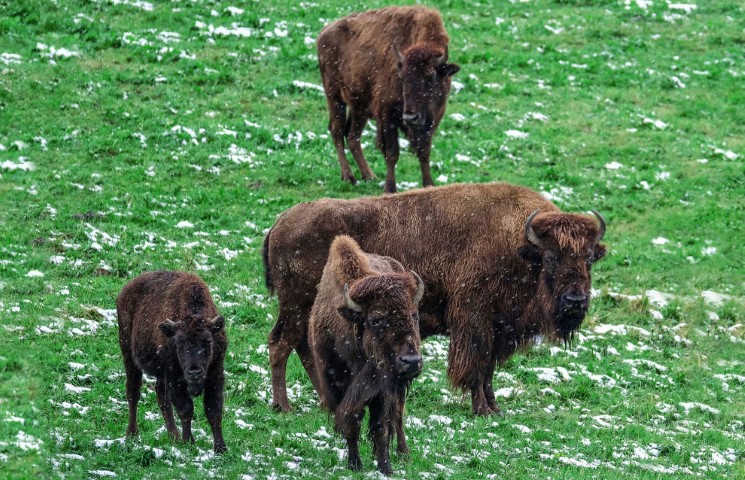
xmin=343 ymin=283 xmax=363 ymax=313
xmin=591 ymin=209 xmax=606 ymax=244
xmin=524 ymin=209 xmax=543 ymax=248
xmin=411 ymin=271 xmax=425 ymax=304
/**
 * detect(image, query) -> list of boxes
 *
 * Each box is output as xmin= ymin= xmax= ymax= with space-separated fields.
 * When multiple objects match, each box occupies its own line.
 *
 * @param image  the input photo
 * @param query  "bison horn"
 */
xmin=436 ymin=46 xmax=448 ymax=66
xmin=411 ymin=271 xmax=425 ymax=304
xmin=524 ymin=209 xmax=544 ymax=248
xmin=392 ymin=42 xmax=405 ymax=65
xmin=343 ymin=283 xmax=363 ymax=313
xmin=591 ymin=209 xmax=606 ymax=245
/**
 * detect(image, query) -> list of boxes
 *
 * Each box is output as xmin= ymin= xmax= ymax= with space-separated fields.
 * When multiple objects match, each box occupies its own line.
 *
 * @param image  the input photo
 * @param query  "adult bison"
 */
xmin=309 ymin=235 xmax=424 ymax=474
xmin=117 ymin=271 xmax=228 ymax=453
xmin=263 ymin=182 xmax=607 ymax=416
xmin=317 ymin=6 xmax=460 ymax=193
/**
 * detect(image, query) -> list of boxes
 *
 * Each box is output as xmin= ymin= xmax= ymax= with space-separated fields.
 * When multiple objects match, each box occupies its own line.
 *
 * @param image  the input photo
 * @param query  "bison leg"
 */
xmin=369 ymin=396 xmax=393 ymax=475
xmin=204 ymin=367 xmax=227 ymax=453
xmin=380 ymin=122 xmax=401 ymax=193
xmin=155 ymin=377 xmax=180 ymax=440
xmin=295 ymin=336 xmax=323 ymax=399
xmin=446 ymin=302 xmax=499 ymax=415
xmin=470 ymin=381 xmax=496 ymax=416
xmin=393 ymin=397 xmax=409 ymax=456
xmin=339 ymin=410 xmax=364 ymax=471
xmin=346 ymin=111 xmax=375 ymax=181
xmin=413 ymin=133 xmax=435 ymax=188
xmin=326 ymin=96 xmax=356 ymax=184
xmin=268 ymin=318 xmax=295 ymax=412
xmin=170 ymin=380 xmax=195 ymax=444
xmin=484 ymin=360 xmax=501 ymax=414
xmin=123 ymin=352 xmax=142 ymax=438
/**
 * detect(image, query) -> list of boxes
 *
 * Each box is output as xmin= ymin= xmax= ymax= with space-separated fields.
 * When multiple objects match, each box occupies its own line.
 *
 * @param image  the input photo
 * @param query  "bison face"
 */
xmin=393 ymin=44 xmax=459 ymax=134
xmin=340 ymin=273 xmax=425 ymax=380
xmin=159 ymin=315 xmax=225 ymax=396
xmin=518 ymin=210 xmax=606 ymax=341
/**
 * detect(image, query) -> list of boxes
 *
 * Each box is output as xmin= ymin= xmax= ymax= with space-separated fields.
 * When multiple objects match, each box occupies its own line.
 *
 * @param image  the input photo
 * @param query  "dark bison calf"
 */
xmin=117 ymin=271 xmax=227 ymax=453
xmin=309 ymin=236 xmax=424 ymax=474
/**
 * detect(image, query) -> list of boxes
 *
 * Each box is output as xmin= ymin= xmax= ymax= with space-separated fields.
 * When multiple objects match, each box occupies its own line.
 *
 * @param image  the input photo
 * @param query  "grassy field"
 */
xmin=1 ymin=0 xmax=743 ymax=478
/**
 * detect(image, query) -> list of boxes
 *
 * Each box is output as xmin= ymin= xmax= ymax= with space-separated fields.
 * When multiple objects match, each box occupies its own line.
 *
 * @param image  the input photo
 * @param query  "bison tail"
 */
xmin=262 ymin=229 xmax=274 ymax=296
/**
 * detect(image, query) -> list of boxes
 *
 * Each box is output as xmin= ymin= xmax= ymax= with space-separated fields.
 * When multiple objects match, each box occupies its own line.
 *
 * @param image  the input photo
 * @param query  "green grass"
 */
xmin=1 ymin=0 xmax=743 ymax=478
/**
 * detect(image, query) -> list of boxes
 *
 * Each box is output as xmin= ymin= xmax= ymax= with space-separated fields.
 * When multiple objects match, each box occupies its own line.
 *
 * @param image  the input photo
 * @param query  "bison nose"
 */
xmin=186 ymin=365 xmax=204 ymax=377
xmin=402 ymin=112 xmax=419 ymax=125
xmin=398 ymin=354 xmax=423 ymax=376
xmin=562 ymin=292 xmax=588 ymax=308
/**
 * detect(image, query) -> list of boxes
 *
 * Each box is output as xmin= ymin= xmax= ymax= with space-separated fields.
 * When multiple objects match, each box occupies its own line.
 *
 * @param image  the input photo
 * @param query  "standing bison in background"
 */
xmin=117 ymin=271 xmax=228 ymax=453
xmin=317 ymin=6 xmax=460 ymax=193
xmin=263 ymin=182 xmax=607 ymax=415
xmin=310 ymin=235 xmax=424 ymax=474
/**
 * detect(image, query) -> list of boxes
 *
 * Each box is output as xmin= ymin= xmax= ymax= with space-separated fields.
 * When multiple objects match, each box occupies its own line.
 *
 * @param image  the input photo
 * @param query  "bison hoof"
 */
xmin=342 ymin=174 xmax=358 ymax=185
xmin=272 ymin=401 xmax=291 ymax=413
xmin=348 ymin=458 xmax=362 ymax=471
xmin=214 ymin=443 xmax=227 ymax=454
xmin=473 ymin=404 xmax=501 ymax=416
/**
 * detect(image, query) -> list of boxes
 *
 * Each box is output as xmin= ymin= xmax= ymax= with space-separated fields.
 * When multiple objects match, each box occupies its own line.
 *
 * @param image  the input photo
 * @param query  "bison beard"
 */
xmin=265 ymin=182 xmax=606 ymax=416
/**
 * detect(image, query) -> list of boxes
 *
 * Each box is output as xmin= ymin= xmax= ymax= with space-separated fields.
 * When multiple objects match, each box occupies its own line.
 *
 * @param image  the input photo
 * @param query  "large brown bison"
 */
xmin=310 ymin=235 xmax=424 ymax=474
xmin=264 ymin=182 xmax=606 ymax=416
xmin=317 ymin=6 xmax=460 ymax=193
xmin=117 ymin=271 xmax=228 ymax=453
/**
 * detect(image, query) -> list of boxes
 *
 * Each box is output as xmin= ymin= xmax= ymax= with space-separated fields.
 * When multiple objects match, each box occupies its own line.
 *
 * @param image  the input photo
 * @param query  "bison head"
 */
xmin=517 ymin=210 xmax=606 ymax=341
xmin=159 ymin=315 xmax=224 ymax=396
xmin=339 ymin=272 xmax=424 ymax=381
xmin=393 ymin=43 xmax=459 ymax=134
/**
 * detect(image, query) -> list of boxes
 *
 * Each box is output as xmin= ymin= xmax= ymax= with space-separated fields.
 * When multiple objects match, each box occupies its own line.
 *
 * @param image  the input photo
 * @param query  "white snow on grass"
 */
xmin=605 ymin=161 xmax=623 ymax=170
xmin=1 ymin=159 xmax=36 ymax=171
xmin=504 ymin=129 xmax=529 ymax=139
xmin=64 ymin=383 xmax=91 ymax=394
xmin=292 ymin=80 xmax=324 ymax=92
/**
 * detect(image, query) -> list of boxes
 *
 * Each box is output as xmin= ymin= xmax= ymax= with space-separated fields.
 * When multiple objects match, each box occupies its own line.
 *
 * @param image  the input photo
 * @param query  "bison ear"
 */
xmin=210 ymin=316 xmax=225 ymax=333
xmin=517 ymin=244 xmax=542 ymax=265
xmin=437 ymin=63 xmax=460 ymax=78
xmin=592 ymin=243 xmax=607 ymax=262
xmin=338 ymin=306 xmax=365 ymax=326
xmin=159 ymin=319 xmax=178 ymax=338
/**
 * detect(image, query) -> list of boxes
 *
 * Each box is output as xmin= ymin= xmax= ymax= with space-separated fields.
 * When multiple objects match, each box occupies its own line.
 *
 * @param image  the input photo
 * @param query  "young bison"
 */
xmin=117 ymin=271 xmax=227 ymax=453
xmin=309 ymin=236 xmax=424 ymax=474
xmin=317 ymin=6 xmax=459 ymax=193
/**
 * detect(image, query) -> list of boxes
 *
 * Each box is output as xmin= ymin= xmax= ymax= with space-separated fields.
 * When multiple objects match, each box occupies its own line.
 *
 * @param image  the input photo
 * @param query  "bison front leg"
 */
xmin=170 ymin=380 xmax=195 ymax=444
xmin=412 ymin=132 xmax=435 ymax=188
xmin=155 ymin=376 xmax=180 ymax=440
xmin=336 ymin=408 xmax=364 ymax=471
xmin=204 ymin=367 xmax=227 ymax=453
xmin=123 ymin=352 xmax=142 ymax=438
xmin=369 ymin=396 xmax=393 ymax=475
xmin=379 ymin=121 xmax=401 ymax=193
xmin=446 ymin=302 xmax=500 ymax=416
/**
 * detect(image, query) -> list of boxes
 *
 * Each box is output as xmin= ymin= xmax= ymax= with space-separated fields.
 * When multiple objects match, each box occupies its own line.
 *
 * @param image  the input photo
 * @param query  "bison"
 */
xmin=309 ymin=235 xmax=424 ymax=474
xmin=317 ymin=6 xmax=460 ymax=193
xmin=264 ymin=182 xmax=606 ymax=416
xmin=117 ymin=271 xmax=228 ymax=453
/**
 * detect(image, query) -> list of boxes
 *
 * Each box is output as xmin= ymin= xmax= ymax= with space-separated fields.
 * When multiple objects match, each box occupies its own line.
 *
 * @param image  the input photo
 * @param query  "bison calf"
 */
xmin=318 ymin=6 xmax=459 ymax=193
xmin=309 ymin=236 xmax=424 ymax=474
xmin=117 ymin=271 xmax=227 ymax=453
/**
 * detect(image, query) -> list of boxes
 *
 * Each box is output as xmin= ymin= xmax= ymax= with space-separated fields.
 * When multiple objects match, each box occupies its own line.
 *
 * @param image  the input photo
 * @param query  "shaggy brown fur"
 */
xmin=309 ymin=236 xmax=422 ymax=474
xmin=264 ymin=182 xmax=606 ymax=416
xmin=117 ymin=271 xmax=228 ymax=453
xmin=317 ymin=6 xmax=459 ymax=193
